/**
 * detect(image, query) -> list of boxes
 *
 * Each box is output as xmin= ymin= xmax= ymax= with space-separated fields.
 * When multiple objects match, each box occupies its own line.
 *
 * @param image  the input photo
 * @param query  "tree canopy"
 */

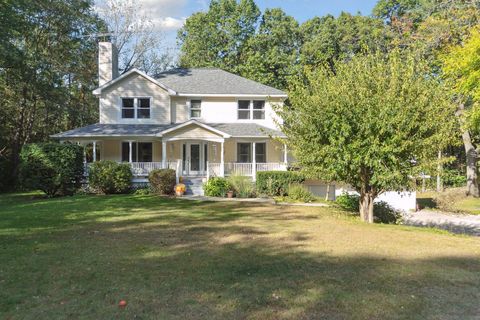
xmin=276 ymin=50 xmax=457 ymax=222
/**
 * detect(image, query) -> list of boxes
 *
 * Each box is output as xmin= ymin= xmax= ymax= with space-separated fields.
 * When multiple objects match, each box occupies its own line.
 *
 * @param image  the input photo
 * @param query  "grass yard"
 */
xmin=1 ymin=193 xmax=479 ymax=319
xmin=418 ymin=189 xmax=480 ymax=215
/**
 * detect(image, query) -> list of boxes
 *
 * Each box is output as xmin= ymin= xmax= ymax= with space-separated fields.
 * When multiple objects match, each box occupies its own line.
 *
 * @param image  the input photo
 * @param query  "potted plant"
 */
xmin=175 ymin=183 xmax=186 ymax=196
xmin=226 ymin=189 xmax=234 ymax=198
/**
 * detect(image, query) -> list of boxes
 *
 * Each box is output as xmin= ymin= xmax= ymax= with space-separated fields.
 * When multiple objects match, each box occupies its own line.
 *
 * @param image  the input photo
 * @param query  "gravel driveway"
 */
xmin=403 ymin=210 xmax=480 ymax=236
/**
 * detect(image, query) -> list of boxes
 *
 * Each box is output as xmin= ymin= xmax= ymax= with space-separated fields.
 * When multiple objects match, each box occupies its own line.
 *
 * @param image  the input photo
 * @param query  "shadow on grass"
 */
xmin=0 ymin=193 xmax=479 ymax=319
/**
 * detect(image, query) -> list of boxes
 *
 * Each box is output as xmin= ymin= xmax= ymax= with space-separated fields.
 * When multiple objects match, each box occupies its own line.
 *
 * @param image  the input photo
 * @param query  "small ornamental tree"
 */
xmin=277 ymin=50 xmax=457 ymax=223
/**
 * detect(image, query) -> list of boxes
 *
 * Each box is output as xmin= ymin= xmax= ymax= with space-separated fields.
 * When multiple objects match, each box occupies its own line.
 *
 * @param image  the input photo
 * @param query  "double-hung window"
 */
xmin=236 ymin=142 xmax=267 ymax=163
xmin=190 ymin=100 xmax=202 ymax=119
xmin=137 ymin=98 xmax=151 ymax=119
xmin=237 ymin=100 xmax=265 ymax=120
xmin=121 ymin=142 xmax=153 ymax=162
xmin=122 ymin=98 xmax=135 ymax=119
xmin=121 ymin=97 xmax=151 ymax=119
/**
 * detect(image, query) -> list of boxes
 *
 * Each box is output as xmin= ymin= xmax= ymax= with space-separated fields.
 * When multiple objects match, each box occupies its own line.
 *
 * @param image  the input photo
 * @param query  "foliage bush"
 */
xmin=443 ymin=170 xmax=467 ymax=188
xmin=203 ymin=177 xmax=232 ymax=197
xmin=287 ymin=183 xmax=315 ymax=203
xmin=133 ymin=187 xmax=151 ymax=196
xmin=256 ymin=171 xmax=305 ymax=196
xmin=148 ymin=169 xmax=176 ymax=195
xmin=0 ymin=157 xmax=14 ymax=192
xmin=335 ymin=193 xmax=401 ymax=224
xmin=19 ymin=143 xmax=84 ymax=196
xmin=335 ymin=193 xmax=360 ymax=212
xmin=228 ymin=174 xmax=255 ymax=198
xmin=88 ymin=161 xmax=132 ymax=194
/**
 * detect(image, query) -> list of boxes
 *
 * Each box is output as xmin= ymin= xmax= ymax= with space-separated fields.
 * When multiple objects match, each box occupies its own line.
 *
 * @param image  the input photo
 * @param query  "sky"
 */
xmin=96 ymin=0 xmax=379 ymax=49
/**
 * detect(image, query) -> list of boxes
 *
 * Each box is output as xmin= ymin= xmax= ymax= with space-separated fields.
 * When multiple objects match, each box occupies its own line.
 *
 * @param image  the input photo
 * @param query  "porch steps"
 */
xmin=183 ymin=177 xmax=205 ymax=196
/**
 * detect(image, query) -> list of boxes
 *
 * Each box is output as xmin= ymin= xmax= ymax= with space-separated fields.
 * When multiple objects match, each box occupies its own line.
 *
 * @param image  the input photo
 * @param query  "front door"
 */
xmin=189 ymin=144 xmax=201 ymax=175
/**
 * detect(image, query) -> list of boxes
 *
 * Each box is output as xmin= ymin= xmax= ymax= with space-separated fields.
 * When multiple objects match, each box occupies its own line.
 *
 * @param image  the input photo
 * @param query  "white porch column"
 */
xmin=128 ymin=141 xmax=133 ymax=163
xmin=92 ymin=141 xmax=97 ymax=162
xmin=284 ymin=143 xmax=288 ymax=164
xmin=252 ymin=142 xmax=256 ymax=181
xmin=220 ymin=141 xmax=225 ymax=177
xmin=162 ymin=141 xmax=167 ymax=168
xmin=82 ymin=142 xmax=87 ymax=164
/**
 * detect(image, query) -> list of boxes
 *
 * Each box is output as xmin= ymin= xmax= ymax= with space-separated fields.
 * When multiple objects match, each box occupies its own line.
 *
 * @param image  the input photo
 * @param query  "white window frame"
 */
xmin=120 ymin=97 xmax=152 ymax=119
xmin=235 ymin=141 xmax=267 ymax=163
xmin=189 ymin=99 xmax=202 ymax=119
xmin=237 ymin=99 xmax=266 ymax=120
xmin=120 ymin=141 xmax=154 ymax=162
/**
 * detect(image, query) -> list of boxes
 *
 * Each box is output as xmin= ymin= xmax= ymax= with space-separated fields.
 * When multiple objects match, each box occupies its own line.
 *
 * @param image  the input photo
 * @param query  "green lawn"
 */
xmin=1 ymin=193 xmax=479 ymax=319
xmin=418 ymin=190 xmax=480 ymax=215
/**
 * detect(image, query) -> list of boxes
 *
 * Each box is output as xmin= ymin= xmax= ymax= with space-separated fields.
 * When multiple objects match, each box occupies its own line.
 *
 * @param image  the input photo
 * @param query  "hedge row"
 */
xmin=256 ymin=171 xmax=305 ymax=196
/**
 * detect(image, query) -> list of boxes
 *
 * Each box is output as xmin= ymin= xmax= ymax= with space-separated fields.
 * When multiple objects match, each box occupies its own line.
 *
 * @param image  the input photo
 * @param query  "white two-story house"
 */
xmin=52 ymin=42 xmax=289 ymax=182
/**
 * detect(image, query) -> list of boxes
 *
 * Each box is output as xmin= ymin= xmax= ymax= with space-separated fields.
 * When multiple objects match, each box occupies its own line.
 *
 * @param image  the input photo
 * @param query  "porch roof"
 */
xmin=51 ymin=122 xmax=285 ymax=139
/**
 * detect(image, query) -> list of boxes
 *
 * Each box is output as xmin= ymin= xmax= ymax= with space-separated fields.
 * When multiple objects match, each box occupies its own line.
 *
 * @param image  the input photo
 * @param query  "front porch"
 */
xmin=55 ymin=121 xmax=289 ymax=181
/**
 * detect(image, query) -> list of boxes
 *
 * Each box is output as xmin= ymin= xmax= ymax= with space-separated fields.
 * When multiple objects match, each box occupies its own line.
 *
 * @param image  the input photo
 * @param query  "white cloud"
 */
xmin=151 ymin=17 xmax=186 ymax=30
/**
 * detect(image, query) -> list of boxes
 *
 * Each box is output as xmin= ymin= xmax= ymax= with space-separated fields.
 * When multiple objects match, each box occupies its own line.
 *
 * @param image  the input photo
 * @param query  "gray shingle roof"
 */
xmin=207 ymin=123 xmax=285 ymax=137
xmin=50 ymin=123 xmax=176 ymax=138
xmin=156 ymin=68 xmax=287 ymax=96
xmin=51 ymin=122 xmax=285 ymax=138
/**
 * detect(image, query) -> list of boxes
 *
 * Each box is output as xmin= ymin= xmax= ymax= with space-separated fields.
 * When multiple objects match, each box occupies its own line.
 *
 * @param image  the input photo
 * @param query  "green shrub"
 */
xmin=287 ymin=183 xmax=315 ymax=203
xmin=133 ymin=188 xmax=151 ymax=196
xmin=373 ymin=201 xmax=401 ymax=224
xmin=335 ymin=193 xmax=360 ymax=212
xmin=203 ymin=177 xmax=232 ymax=197
xmin=88 ymin=161 xmax=132 ymax=194
xmin=443 ymin=170 xmax=467 ymax=188
xmin=19 ymin=143 xmax=84 ymax=196
xmin=256 ymin=171 xmax=305 ymax=196
xmin=148 ymin=169 xmax=176 ymax=195
xmin=0 ymin=157 xmax=14 ymax=192
xmin=228 ymin=174 xmax=255 ymax=198
xmin=335 ymin=193 xmax=401 ymax=224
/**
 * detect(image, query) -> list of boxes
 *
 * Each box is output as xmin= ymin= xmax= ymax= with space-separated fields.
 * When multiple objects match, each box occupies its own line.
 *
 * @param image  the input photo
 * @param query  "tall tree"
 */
xmin=177 ymin=0 xmax=260 ymax=73
xmin=441 ymin=27 xmax=480 ymax=196
xmin=299 ymin=13 xmax=389 ymax=73
xmin=0 ymin=0 xmax=103 ymax=188
xmin=277 ymin=50 xmax=457 ymax=222
xmin=238 ymin=8 xmax=300 ymax=89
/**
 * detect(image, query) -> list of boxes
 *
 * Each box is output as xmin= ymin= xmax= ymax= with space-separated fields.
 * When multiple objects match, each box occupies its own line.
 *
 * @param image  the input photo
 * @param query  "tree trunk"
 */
xmin=359 ymin=192 xmax=375 ymax=223
xmin=462 ymin=129 xmax=479 ymax=197
xmin=436 ymin=150 xmax=443 ymax=192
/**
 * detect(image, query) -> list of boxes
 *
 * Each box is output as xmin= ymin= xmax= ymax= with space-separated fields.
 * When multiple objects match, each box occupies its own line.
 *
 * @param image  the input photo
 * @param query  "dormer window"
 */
xmin=190 ymin=100 xmax=202 ymax=119
xmin=121 ymin=97 xmax=151 ymax=119
xmin=238 ymin=100 xmax=265 ymax=120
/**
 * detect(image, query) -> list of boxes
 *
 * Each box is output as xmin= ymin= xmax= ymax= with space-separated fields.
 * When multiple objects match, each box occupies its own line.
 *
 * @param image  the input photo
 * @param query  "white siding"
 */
xmin=173 ymin=96 xmax=283 ymax=129
xmin=99 ymin=73 xmax=171 ymax=124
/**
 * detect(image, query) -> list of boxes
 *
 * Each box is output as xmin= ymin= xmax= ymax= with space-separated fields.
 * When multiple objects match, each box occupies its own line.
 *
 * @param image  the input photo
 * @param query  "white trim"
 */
xmin=163 ymin=136 xmax=225 ymax=143
xmin=93 ymin=68 xmax=177 ymax=95
xmin=159 ymin=120 xmax=231 ymax=138
xmin=176 ymin=93 xmax=287 ymax=98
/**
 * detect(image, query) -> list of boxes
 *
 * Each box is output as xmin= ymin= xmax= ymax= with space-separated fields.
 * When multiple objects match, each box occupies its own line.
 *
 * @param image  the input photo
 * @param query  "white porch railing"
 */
xmin=84 ymin=161 xmax=180 ymax=177
xmin=207 ymin=162 xmax=288 ymax=179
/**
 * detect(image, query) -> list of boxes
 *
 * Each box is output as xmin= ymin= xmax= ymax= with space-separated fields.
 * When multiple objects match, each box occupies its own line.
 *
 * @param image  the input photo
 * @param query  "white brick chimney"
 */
xmin=98 ymin=42 xmax=119 ymax=86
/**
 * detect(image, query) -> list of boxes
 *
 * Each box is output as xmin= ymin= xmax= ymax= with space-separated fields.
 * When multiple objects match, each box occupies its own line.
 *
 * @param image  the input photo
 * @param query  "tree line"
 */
xmin=1 ymin=0 xmax=479 ymax=204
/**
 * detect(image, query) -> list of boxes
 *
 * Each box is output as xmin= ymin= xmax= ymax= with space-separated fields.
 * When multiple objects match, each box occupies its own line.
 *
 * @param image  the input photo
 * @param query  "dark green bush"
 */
xmin=203 ymin=177 xmax=232 ymax=197
xmin=19 ymin=143 xmax=84 ymax=196
xmin=148 ymin=169 xmax=176 ymax=195
xmin=335 ymin=193 xmax=401 ymax=224
xmin=0 ymin=157 xmax=14 ymax=192
xmin=287 ymin=183 xmax=315 ymax=203
xmin=256 ymin=171 xmax=305 ymax=196
xmin=373 ymin=201 xmax=401 ymax=224
xmin=88 ymin=161 xmax=132 ymax=194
